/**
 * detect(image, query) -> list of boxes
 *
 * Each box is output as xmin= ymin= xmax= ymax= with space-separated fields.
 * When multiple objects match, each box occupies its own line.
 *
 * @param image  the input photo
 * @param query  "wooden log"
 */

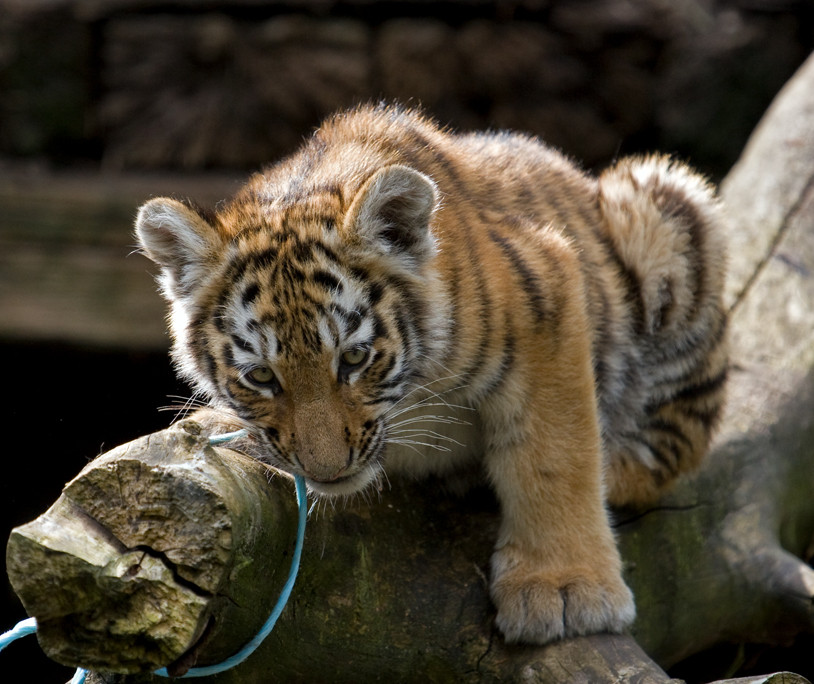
xmin=7 ymin=420 xmax=675 ymax=682
xmin=6 ymin=421 xmax=301 ymax=677
xmin=6 ymin=48 xmax=814 ymax=684
xmin=709 ymin=677 xmax=811 ymax=684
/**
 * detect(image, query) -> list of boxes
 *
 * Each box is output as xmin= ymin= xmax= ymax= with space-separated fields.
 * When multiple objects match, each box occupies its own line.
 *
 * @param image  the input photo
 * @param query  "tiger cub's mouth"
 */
xmin=304 ymin=461 xmax=383 ymax=497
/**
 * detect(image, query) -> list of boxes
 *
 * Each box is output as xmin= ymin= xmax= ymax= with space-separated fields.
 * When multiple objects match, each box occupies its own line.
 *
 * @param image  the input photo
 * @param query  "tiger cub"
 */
xmin=136 ymin=104 xmax=727 ymax=645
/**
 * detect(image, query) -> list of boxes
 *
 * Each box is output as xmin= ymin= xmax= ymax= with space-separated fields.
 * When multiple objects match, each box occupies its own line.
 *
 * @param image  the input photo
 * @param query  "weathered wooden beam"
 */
xmin=0 ymin=171 xmax=237 ymax=349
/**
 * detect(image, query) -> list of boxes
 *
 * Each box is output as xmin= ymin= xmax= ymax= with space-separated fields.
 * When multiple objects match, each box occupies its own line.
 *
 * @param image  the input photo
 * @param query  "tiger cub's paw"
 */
xmin=490 ymin=547 xmax=636 ymax=644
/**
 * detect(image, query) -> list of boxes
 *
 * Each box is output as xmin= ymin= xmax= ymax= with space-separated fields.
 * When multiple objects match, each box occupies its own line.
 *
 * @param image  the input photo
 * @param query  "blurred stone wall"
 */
xmin=1 ymin=0 xmax=813 ymax=178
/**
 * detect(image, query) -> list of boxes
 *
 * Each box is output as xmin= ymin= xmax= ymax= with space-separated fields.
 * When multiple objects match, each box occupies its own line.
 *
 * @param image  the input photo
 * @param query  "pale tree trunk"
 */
xmin=6 ymin=52 xmax=814 ymax=684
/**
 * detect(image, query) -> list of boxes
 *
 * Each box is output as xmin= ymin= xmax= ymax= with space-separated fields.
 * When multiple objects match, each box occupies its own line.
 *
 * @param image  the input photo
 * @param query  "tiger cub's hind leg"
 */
xmin=598 ymin=156 xmax=728 ymax=507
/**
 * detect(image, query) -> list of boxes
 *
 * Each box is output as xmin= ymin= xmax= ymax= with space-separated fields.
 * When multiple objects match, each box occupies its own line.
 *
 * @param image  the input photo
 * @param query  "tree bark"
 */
xmin=6 ymin=50 xmax=814 ymax=684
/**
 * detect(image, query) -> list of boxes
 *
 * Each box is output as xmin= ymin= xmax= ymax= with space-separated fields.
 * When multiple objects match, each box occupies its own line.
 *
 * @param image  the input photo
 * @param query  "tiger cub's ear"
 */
xmin=135 ymin=197 xmax=223 ymax=300
xmin=344 ymin=165 xmax=438 ymax=263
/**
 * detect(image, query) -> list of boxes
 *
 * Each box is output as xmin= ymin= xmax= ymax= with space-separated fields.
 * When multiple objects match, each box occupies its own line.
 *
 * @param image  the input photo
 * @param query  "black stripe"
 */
xmin=347 ymin=309 xmax=365 ymax=336
xmin=234 ymin=405 xmax=259 ymax=421
xmin=488 ymin=229 xmax=548 ymax=326
xmin=479 ymin=328 xmax=517 ymax=396
xmin=201 ymin=350 xmax=218 ymax=387
xmin=656 ymin=182 xmax=712 ymax=320
xmin=331 ymin=304 xmax=364 ymax=337
xmin=369 ymin=353 xmax=397 ymax=385
xmin=444 ymin=259 xmax=461 ymax=353
xmin=670 ymin=367 xmax=728 ymax=404
xmin=393 ymin=306 xmax=414 ymax=358
xmin=359 ymin=424 xmax=384 ymax=464
xmin=299 ymin=323 xmax=322 ymax=353
xmin=311 ymin=240 xmax=341 ymax=266
xmin=382 ymin=272 xmax=429 ymax=362
xmin=230 ymin=334 xmax=256 ymax=355
xmin=213 ymin=310 xmax=228 ymax=335
xmin=367 ymin=279 xmax=385 ymax=306
xmin=231 ymin=247 xmax=278 ymax=282
xmin=378 ymin=371 xmax=409 ymax=391
xmin=281 ymin=261 xmax=307 ymax=286
xmin=395 ymin=126 xmax=459 ymax=184
xmin=649 ymin=313 xmax=727 ymax=367
xmin=457 ymin=237 xmax=493 ymax=385
xmin=187 ymin=312 xmax=214 ymax=378
xmin=623 ymin=432 xmax=680 ymax=476
xmin=364 ymin=394 xmax=403 ymax=406
xmin=593 ymin=228 xmax=646 ymax=335
xmin=683 ymin=402 xmax=724 ymax=432
xmin=242 ymin=282 xmax=261 ymax=306
xmin=644 ymin=367 xmax=728 ymax=431
xmin=290 ymin=237 xmax=316 ymax=262
xmin=591 ymin=285 xmax=614 ymax=388
xmin=313 ymin=269 xmax=342 ymax=293
xmin=223 ymin=382 xmax=241 ymax=406
xmin=221 ymin=342 xmax=236 ymax=367
xmin=255 ymin=246 xmax=280 ymax=272
xmin=644 ymin=417 xmax=694 ymax=451
xmin=349 ymin=266 xmax=387 ymax=308
xmin=649 ymin=441 xmax=681 ymax=475
xmin=546 ymin=193 xmax=571 ymax=230
xmin=372 ymin=312 xmax=388 ymax=339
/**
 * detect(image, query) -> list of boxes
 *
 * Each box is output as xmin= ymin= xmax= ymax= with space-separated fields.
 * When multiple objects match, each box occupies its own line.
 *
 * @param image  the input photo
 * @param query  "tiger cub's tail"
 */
xmin=598 ymin=156 xmax=729 ymax=506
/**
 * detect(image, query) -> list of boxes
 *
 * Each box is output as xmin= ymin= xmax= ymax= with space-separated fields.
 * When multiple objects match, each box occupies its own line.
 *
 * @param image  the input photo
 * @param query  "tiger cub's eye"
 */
xmin=247 ymin=366 xmax=276 ymax=385
xmin=341 ymin=348 xmax=368 ymax=367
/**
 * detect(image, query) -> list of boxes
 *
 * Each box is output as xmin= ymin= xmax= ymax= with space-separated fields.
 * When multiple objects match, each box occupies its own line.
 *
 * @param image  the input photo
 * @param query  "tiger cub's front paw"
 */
xmin=490 ymin=547 xmax=635 ymax=644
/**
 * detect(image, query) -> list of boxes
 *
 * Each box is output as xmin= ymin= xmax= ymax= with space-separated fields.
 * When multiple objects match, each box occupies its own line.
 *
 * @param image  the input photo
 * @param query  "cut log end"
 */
xmin=6 ymin=421 xmax=300 ymax=674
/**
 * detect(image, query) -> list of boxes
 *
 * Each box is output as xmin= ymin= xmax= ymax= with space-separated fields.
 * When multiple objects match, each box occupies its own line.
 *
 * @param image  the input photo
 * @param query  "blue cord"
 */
xmin=1 ymin=431 xmax=307 ymax=681
xmin=205 ymin=429 xmax=249 ymax=445
xmin=0 ymin=618 xmax=89 ymax=683
xmin=0 ymin=616 xmax=37 ymax=649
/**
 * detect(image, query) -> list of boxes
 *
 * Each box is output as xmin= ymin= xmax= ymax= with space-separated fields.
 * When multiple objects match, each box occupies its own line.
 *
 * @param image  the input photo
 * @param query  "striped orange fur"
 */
xmin=136 ymin=104 xmax=727 ymax=644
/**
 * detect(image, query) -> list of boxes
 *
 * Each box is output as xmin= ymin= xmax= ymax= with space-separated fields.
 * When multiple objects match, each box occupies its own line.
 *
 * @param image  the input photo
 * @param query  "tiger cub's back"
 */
xmin=427 ymin=124 xmax=728 ymax=506
xmin=358 ymin=111 xmax=729 ymax=506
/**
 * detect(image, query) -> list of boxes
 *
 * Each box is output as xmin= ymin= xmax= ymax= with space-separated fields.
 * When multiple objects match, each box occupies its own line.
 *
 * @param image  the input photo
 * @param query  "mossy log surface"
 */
xmin=8 ymin=420 xmax=677 ymax=683
xmin=5 ymin=50 xmax=814 ymax=684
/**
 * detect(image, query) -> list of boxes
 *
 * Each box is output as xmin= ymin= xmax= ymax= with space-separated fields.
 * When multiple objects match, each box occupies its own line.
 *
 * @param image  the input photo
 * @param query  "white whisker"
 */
xmin=387 ymin=428 xmax=466 ymax=447
xmin=388 ymin=412 xmax=470 ymax=429
xmin=387 ymin=438 xmax=453 ymax=453
xmin=382 ymin=373 xmax=469 ymax=416
xmin=384 ymin=440 xmax=426 ymax=457
xmin=158 ymin=392 xmax=211 ymax=420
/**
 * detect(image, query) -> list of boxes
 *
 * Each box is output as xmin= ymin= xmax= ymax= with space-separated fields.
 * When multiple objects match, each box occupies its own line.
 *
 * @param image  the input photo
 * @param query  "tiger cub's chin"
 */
xmin=304 ymin=463 xmax=384 ymax=498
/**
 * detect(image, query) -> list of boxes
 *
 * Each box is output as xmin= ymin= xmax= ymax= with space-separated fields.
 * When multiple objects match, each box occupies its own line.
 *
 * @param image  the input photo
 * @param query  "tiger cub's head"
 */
xmin=136 ymin=165 xmax=447 ymax=496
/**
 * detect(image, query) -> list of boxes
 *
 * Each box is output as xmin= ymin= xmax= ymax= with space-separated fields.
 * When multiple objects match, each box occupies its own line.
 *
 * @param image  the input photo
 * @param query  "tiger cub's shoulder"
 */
xmin=231 ymin=103 xmax=593 ymax=222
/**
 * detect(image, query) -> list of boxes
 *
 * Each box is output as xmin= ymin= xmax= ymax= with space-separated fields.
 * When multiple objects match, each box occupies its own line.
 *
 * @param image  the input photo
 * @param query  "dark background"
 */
xmin=2 ymin=1 xmax=814 ymax=681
